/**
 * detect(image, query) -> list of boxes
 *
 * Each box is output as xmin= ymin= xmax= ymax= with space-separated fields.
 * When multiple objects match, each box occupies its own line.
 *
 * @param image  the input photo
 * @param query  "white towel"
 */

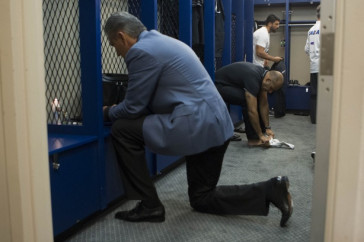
xmin=269 ymin=138 xmax=295 ymax=149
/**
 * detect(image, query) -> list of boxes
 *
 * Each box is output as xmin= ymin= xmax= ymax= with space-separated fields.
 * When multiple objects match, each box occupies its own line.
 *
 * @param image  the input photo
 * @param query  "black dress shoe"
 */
xmin=274 ymin=113 xmax=285 ymax=118
xmin=230 ymin=134 xmax=242 ymax=141
xmin=268 ymin=176 xmax=293 ymax=227
xmin=115 ymin=201 xmax=165 ymax=222
xmin=234 ymin=127 xmax=246 ymax=133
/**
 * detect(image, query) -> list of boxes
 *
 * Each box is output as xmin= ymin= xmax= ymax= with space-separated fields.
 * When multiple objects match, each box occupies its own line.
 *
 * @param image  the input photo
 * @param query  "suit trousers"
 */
xmin=186 ymin=140 xmax=270 ymax=215
xmin=111 ymin=116 xmax=160 ymax=202
xmin=215 ymin=83 xmax=266 ymax=140
xmin=111 ymin=116 xmax=270 ymax=216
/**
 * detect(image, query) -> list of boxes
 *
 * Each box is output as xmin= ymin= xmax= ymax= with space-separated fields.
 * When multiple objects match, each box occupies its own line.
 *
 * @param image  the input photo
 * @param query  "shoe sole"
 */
xmin=234 ymin=128 xmax=246 ymax=133
xmin=230 ymin=134 xmax=242 ymax=141
xmin=115 ymin=211 xmax=165 ymax=223
xmin=125 ymin=216 xmax=165 ymax=223
xmin=280 ymin=176 xmax=293 ymax=227
xmin=230 ymin=138 xmax=242 ymax=141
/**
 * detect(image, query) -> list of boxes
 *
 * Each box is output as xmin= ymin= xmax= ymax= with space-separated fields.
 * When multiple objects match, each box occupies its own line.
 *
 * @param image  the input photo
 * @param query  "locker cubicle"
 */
xmin=44 ymin=0 xmax=251 ymax=237
xmin=254 ymin=0 xmax=321 ymax=112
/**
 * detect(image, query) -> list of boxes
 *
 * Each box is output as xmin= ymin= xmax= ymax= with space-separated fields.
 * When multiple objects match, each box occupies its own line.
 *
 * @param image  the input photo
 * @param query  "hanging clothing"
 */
xmin=215 ymin=0 xmax=225 ymax=57
xmin=305 ymin=20 xmax=320 ymax=124
xmin=192 ymin=0 xmax=203 ymax=7
xmin=192 ymin=0 xmax=204 ymax=62
xmin=305 ymin=21 xmax=320 ymax=74
xmin=192 ymin=5 xmax=204 ymax=46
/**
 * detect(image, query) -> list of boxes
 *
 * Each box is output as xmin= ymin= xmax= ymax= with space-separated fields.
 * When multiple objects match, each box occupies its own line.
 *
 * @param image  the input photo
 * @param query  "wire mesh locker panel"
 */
xmin=215 ymin=57 xmax=223 ymax=70
xmin=157 ymin=0 xmax=179 ymax=39
xmin=100 ymin=0 xmax=141 ymax=74
xmin=43 ymin=0 xmax=82 ymax=125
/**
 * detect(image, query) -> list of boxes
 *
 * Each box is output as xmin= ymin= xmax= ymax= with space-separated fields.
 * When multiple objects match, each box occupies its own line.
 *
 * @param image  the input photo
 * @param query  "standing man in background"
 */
xmin=253 ymin=14 xmax=286 ymax=119
xmin=253 ymin=14 xmax=283 ymax=68
xmin=305 ymin=5 xmax=321 ymax=124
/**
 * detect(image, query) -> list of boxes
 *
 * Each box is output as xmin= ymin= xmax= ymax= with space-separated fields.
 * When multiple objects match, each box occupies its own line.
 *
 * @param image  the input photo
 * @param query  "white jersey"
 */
xmin=305 ymin=21 xmax=320 ymax=73
xmin=253 ymin=26 xmax=270 ymax=67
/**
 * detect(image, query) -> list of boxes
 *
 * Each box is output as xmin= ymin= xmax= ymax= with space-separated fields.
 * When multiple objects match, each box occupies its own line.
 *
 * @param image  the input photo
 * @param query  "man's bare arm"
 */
xmin=256 ymin=45 xmax=283 ymax=63
xmin=259 ymin=90 xmax=275 ymax=138
xmin=258 ymin=90 xmax=269 ymax=128
xmin=245 ymin=91 xmax=268 ymax=142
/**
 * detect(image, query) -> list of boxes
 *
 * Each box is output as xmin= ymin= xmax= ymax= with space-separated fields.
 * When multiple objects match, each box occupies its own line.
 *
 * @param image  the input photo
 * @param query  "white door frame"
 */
xmin=0 ymin=0 xmax=53 ymax=241
xmin=311 ymin=0 xmax=364 ymax=241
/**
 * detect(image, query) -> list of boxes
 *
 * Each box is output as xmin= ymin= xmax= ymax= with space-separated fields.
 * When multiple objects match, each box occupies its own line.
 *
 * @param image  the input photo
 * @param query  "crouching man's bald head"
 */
xmin=262 ymin=71 xmax=284 ymax=93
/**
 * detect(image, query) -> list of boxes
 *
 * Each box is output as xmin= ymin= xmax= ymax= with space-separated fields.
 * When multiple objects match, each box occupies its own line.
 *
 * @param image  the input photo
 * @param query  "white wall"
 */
xmin=0 ymin=0 xmax=53 ymax=241
xmin=314 ymin=0 xmax=364 ymax=240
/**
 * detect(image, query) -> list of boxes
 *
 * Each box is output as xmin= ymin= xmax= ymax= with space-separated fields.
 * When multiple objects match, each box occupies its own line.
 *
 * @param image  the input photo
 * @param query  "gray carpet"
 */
xmin=65 ymin=113 xmax=316 ymax=242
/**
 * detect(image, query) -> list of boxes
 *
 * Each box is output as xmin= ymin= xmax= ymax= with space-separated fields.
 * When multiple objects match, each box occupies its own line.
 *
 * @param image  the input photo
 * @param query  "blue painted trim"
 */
xmin=232 ymin=0 xmax=244 ymax=62
xmin=204 ymin=0 xmax=215 ymax=79
xmin=48 ymin=124 xmax=85 ymax=135
xmin=129 ymin=0 xmax=141 ymax=18
xmin=244 ymin=0 xmax=254 ymax=62
xmin=48 ymin=134 xmax=98 ymax=155
xmin=222 ymin=0 xmax=232 ymax=66
xmin=179 ymin=0 xmax=192 ymax=46
xmin=79 ymin=0 xmax=103 ymax=134
xmin=141 ymin=0 xmax=157 ymax=30
xmin=79 ymin=0 xmax=105 ymax=209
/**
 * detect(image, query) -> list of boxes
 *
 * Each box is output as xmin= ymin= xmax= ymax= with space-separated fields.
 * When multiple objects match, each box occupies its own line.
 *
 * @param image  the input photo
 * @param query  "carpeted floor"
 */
xmin=65 ymin=113 xmax=316 ymax=242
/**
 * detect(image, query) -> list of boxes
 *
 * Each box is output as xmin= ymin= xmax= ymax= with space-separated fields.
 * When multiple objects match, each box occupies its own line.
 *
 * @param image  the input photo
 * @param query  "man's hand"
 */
xmin=103 ymin=104 xmax=117 ymax=122
xmin=265 ymin=128 xmax=274 ymax=139
xmin=272 ymin=56 xmax=283 ymax=63
xmin=259 ymin=135 xmax=270 ymax=145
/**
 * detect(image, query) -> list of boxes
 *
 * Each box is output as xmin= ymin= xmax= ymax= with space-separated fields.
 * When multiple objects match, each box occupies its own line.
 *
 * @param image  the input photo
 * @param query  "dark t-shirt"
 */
xmin=215 ymin=62 xmax=267 ymax=97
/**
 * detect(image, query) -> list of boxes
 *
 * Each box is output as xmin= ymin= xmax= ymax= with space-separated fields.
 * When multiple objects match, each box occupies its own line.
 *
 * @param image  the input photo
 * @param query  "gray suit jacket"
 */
xmin=108 ymin=30 xmax=233 ymax=155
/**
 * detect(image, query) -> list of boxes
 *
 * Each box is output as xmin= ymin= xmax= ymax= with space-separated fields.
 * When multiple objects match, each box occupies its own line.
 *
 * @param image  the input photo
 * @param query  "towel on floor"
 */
xmin=269 ymin=138 xmax=295 ymax=149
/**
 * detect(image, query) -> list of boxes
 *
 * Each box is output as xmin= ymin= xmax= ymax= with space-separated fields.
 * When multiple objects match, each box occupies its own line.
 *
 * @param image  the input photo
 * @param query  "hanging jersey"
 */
xmin=305 ymin=21 xmax=320 ymax=73
xmin=253 ymin=26 xmax=270 ymax=67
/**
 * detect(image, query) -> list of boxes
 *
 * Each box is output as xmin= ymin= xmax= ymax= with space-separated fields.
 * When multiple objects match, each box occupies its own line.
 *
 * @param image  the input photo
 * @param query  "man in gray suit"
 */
xmin=103 ymin=12 xmax=293 ymax=227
